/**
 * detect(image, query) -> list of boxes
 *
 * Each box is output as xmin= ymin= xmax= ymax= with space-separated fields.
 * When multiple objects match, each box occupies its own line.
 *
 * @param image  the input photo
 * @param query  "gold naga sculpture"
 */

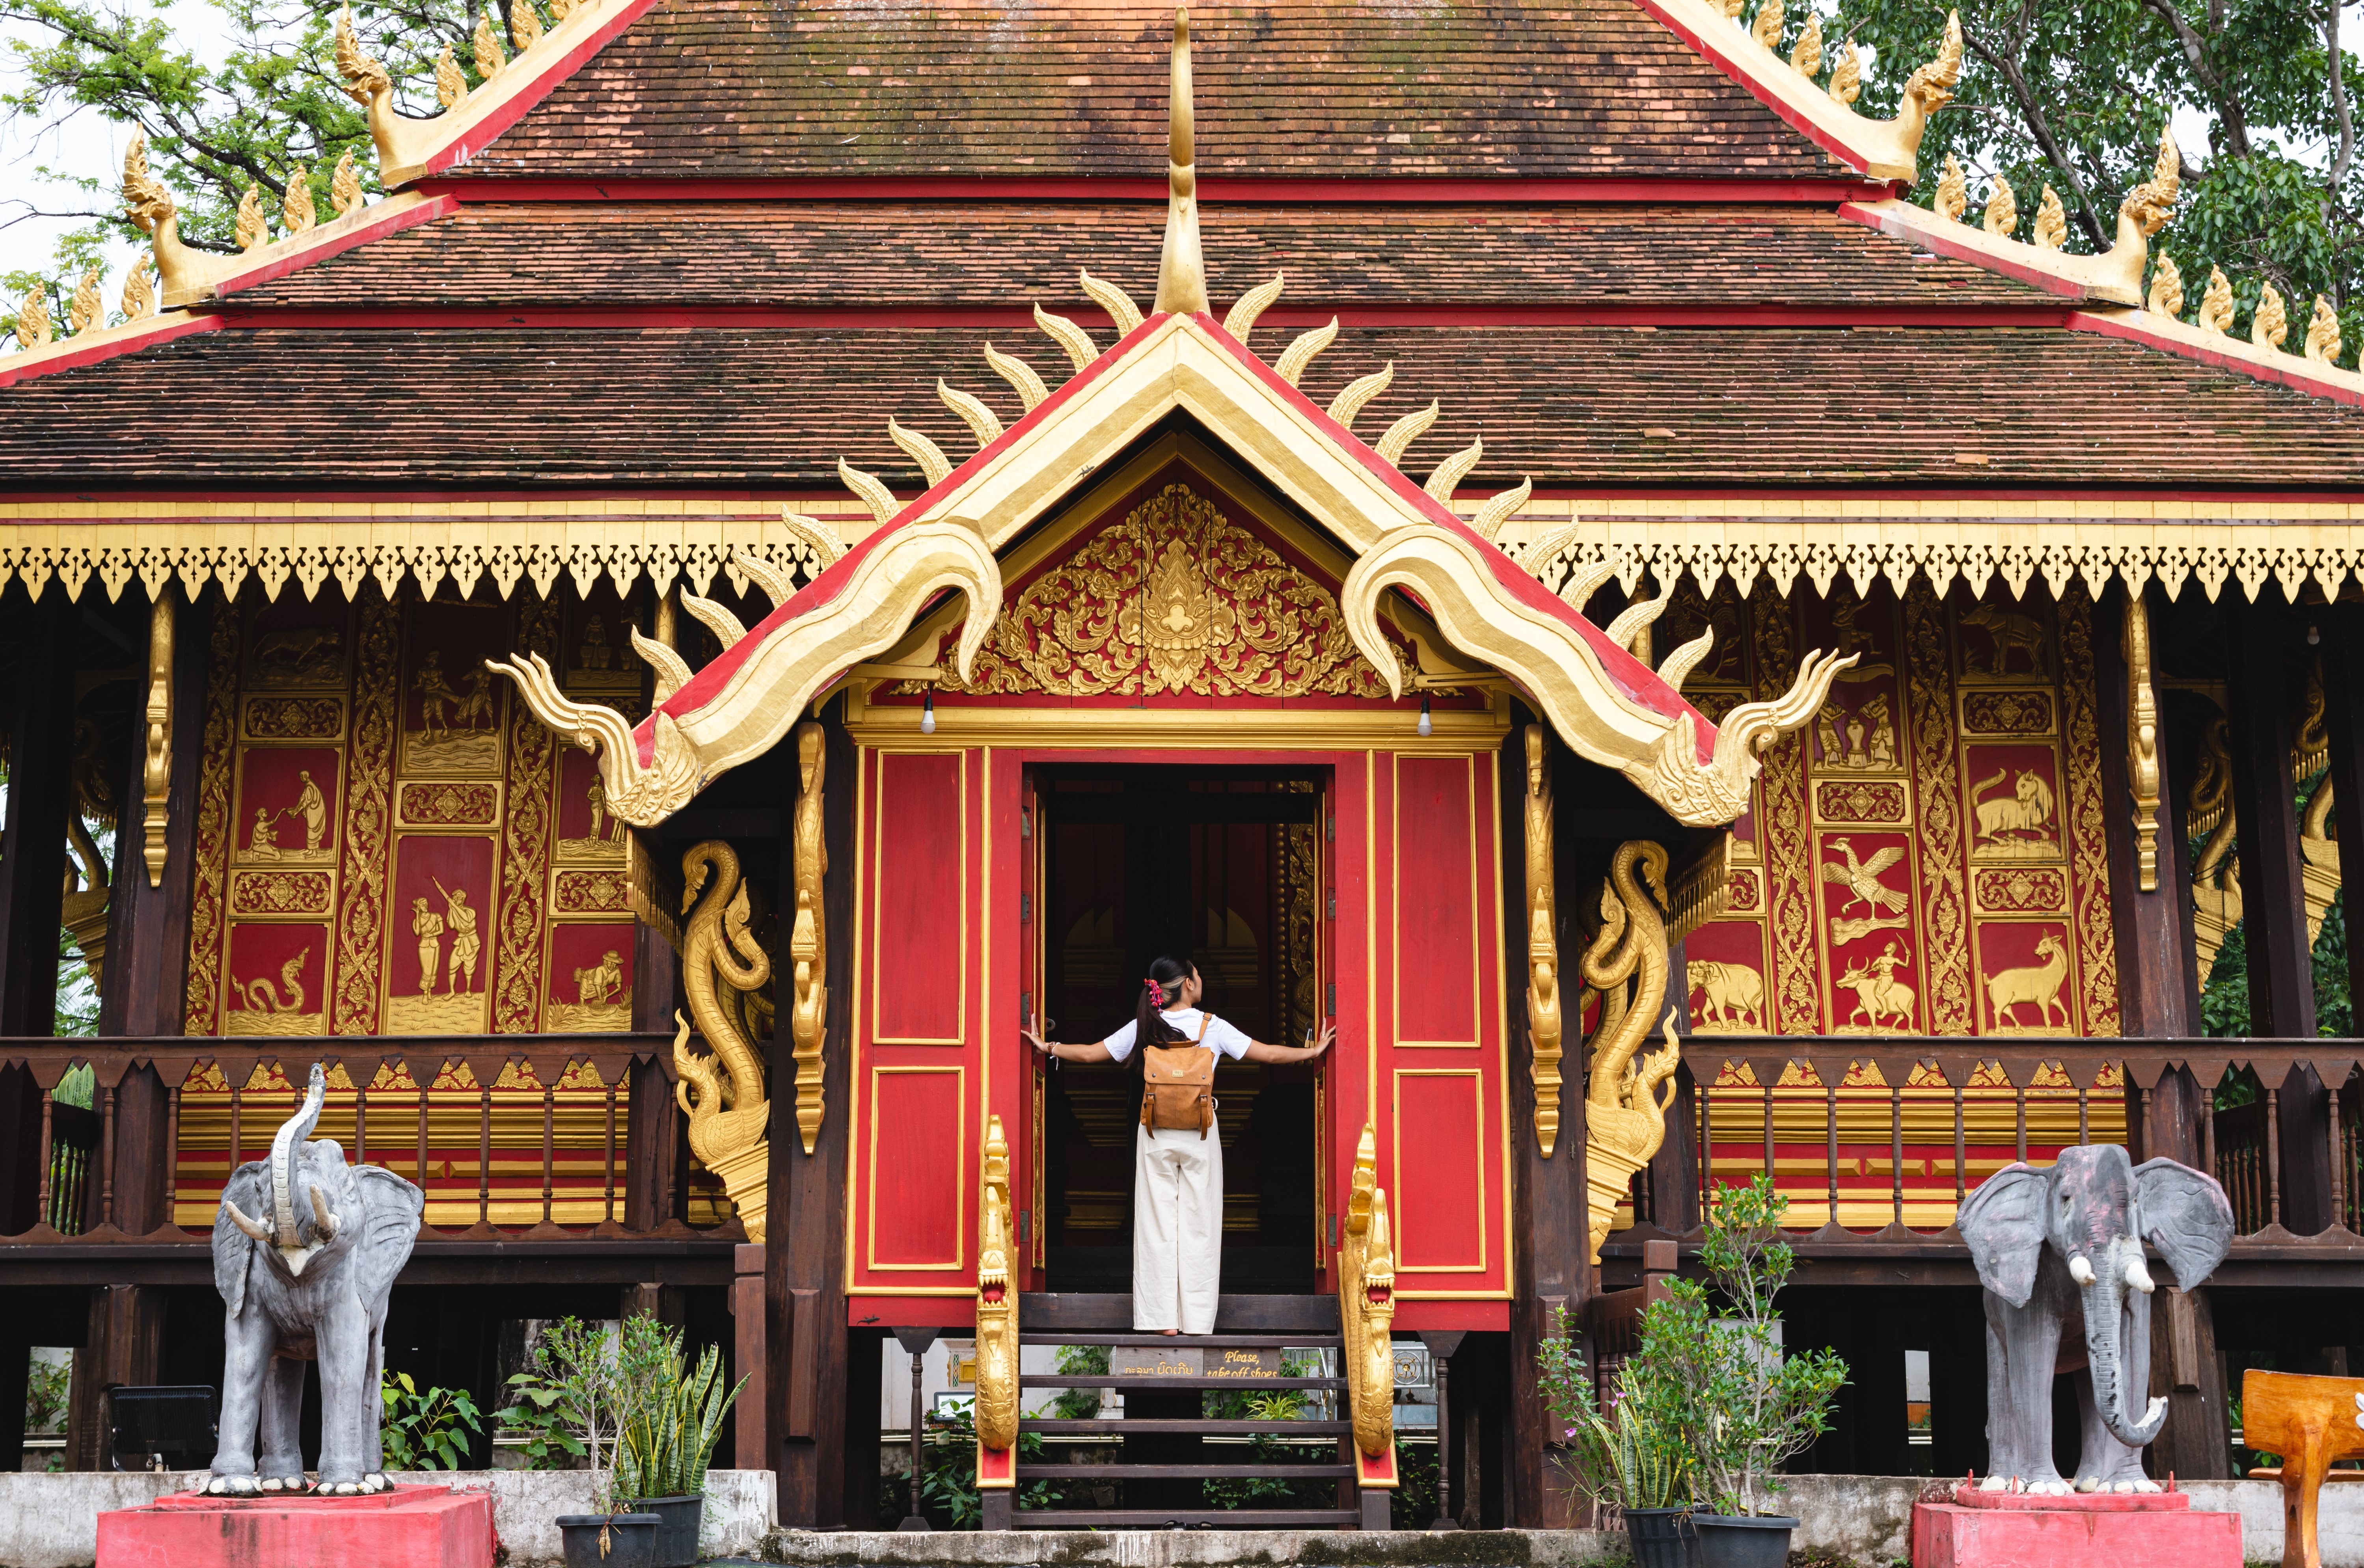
xmin=120 ymin=135 xmax=240 ymax=309
xmin=2187 ymin=717 xmax=2241 ymax=976
xmin=1338 ymin=1125 xmax=1398 ymax=1464
xmin=2294 ymin=662 xmax=2342 ymax=947
xmin=1524 ymin=726 xmax=1566 ymax=1156
xmin=1578 ymin=841 xmax=1683 ymax=1263
xmin=788 ymin=721 xmax=829 ymax=1154
xmin=974 ymin=1115 xmax=1020 ymax=1456
xmin=1831 ymin=9 xmax=1960 ymax=179
xmin=671 ymin=840 xmax=774 ymax=1240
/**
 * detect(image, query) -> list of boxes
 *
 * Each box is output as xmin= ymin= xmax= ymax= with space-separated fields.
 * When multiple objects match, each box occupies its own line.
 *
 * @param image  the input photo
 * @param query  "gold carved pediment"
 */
xmin=936 ymin=481 xmax=1399 ymax=700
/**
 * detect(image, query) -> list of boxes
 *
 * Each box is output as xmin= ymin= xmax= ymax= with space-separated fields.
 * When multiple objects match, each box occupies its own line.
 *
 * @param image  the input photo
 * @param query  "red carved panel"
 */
xmin=872 ymin=751 xmax=966 ymax=1043
xmin=867 ymin=1067 xmax=967 ymax=1269
xmin=1393 ymin=756 xmax=1477 ymax=1045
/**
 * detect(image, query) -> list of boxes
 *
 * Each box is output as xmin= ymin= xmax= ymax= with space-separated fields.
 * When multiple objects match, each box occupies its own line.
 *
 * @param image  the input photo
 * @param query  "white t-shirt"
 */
xmin=1102 ymin=1007 xmax=1253 ymax=1064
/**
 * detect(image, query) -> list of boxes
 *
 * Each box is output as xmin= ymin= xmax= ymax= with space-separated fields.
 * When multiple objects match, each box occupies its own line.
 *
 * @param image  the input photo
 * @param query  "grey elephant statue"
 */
xmin=204 ymin=1062 xmax=426 ymax=1496
xmin=1956 ymin=1141 xmax=2236 ymax=1494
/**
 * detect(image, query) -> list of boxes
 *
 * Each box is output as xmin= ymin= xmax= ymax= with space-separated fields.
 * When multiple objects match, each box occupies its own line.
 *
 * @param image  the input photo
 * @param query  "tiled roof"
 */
xmin=11 ymin=322 xmax=2360 ymax=489
xmin=229 ymin=202 xmax=2052 ymax=310
xmin=454 ymin=0 xmax=1851 ymax=183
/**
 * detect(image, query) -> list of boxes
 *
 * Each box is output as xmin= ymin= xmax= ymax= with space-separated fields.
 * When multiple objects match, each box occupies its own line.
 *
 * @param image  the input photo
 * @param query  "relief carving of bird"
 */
xmin=1821 ymin=836 xmax=1908 ymax=916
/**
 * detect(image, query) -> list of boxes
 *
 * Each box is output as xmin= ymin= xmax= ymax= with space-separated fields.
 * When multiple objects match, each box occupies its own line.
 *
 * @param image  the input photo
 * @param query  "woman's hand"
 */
xmin=1306 ymin=1021 xmax=1337 ymax=1058
xmin=1240 ymin=1022 xmax=1338 ymax=1065
xmin=1022 ymin=1010 xmax=1054 ymax=1059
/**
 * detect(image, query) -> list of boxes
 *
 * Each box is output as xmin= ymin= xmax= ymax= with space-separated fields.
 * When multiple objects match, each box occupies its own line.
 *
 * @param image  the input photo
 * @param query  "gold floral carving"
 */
xmin=2295 ymin=659 xmax=2341 ymax=946
xmin=1814 ymin=780 xmax=1908 ymax=823
xmin=1961 ymin=691 xmax=2054 ymax=734
xmin=401 ymin=781 xmax=499 ymax=825
xmin=673 ymin=840 xmax=773 ymax=1240
xmin=1751 ymin=593 xmax=1822 ymax=1033
xmin=495 ymin=599 xmax=558 ymax=1033
xmin=183 ymin=603 xmax=240 ymax=1032
xmin=1523 ymin=726 xmax=1564 ymax=1157
xmin=555 ymin=870 xmax=628 ymax=912
xmin=142 ymin=590 xmax=174 ymax=889
xmin=1975 ymin=867 xmax=2069 ymax=913
xmin=789 ymin=721 xmax=828 ymax=1155
xmin=950 ymin=484 xmax=1392 ymax=699
xmin=495 ymin=518 xmax=1000 ymax=828
xmin=1726 ymin=867 xmax=1762 ymax=912
xmin=1338 ymin=1124 xmax=1397 ymax=1460
xmin=231 ymin=870 xmax=334 ymax=916
xmin=331 ymin=592 xmax=399 ymax=1035
xmin=2122 ymin=592 xmax=2163 ymax=891
xmin=2058 ymin=590 xmax=2122 ymax=1033
xmin=974 ymin=1115 xmax=1019 ymax=1458
xmin=1579 ymin=841 xmax=1681 ymax=1263
xmin=244 ymin=697 xmax=344 ymax=740
xmin=1904 ymin=580 xmax=1973 ymax=1033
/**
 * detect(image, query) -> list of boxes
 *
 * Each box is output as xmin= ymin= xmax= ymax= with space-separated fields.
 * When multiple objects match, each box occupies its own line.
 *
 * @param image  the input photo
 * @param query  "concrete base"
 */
xmin=95 ymin=1486 xmax=493 ymax=1568
xmin=762 ymin=1528 xmax=1626 ymax=1566
xmin=1912 ymin=1482 xmax=2242 ymax=1568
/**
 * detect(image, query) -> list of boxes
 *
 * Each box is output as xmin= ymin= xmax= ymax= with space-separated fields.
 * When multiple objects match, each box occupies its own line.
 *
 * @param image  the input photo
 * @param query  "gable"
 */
xmin=451 ymin=0 xmax=1852 ymax=184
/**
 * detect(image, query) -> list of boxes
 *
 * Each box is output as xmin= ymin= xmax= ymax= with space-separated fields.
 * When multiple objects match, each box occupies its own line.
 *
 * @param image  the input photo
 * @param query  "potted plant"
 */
xmin=512 ymin=1317 xmax=664 ymax=1568
xmin=614 ymin=1319 xmax=745 ymax=1568
xmin=1537 ymin=1313 xmax=1694 ymax=1567
xmin=1638 ymin=1175 xmax=1847 ymax=1567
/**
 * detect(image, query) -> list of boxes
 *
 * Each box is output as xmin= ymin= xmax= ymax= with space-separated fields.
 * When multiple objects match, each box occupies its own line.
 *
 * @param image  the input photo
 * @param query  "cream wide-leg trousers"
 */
xmin=1132 ymin=1118 xmax=1223 ymax=1334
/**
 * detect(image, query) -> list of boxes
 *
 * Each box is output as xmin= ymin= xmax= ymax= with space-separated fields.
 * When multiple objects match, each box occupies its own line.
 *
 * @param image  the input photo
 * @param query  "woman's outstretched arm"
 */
xmin=1239 ymin=1021 xmax=1336 ymax=1065
xmin=1024 ymin=1015 xmax=1116 ymax=1064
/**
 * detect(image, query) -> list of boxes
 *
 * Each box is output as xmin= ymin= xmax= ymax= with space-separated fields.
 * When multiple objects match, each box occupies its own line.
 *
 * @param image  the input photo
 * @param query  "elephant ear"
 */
xmin=212 ymin=1166 xmax=266 ymax=1318
xmin=2135 ymin=1157 xmax=2237 ymax=1290
xmin=349 ymin=1165 xmax=428 ymax=1311
xmin=1957 ymin=1163 xmax=2050 ymax=1308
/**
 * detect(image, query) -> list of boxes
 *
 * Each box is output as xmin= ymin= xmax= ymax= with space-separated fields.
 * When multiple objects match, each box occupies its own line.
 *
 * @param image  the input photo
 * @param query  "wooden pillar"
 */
xmin=2146 ymin=1264 xmax=2233 ymax=1479
xmin=730 ymin=1242 xmax=767 ymax=1475
xmin=68 ymin=1283 xmax=162 ymax=1470
xmin=1501 ymin=725 xmax=1584 ymax=1528
xmin=624 ymin=1054 xmax=687 ymax=1233
xmin=0 ymin=590 xmax=82 ymax=1037
xmin=2222 ymin=596 xmax=2315 ymax=1037
xmin=775 ymin=709 xmax=856 ymax=1525
xmin=101 ymin=588 xmax=205 ymax=1039
xmin=2096 ymin=587 xmax=2197 ymax=1037
xmin=1645 ymin=1057 xmax=1701 ymax=1236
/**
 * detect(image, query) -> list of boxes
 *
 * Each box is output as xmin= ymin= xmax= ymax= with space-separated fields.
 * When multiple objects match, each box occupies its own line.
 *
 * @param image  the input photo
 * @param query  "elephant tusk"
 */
xmin=309 ymin=1185 xmax=340 ymax=1240
xmin=221 ymin=1199 xmax=273 ymax=1242
xmin=2124 ymin=1255 xmax=2155 ymax=1294
xmin=2068 ymin=1254 xmax=2096 ymax=1286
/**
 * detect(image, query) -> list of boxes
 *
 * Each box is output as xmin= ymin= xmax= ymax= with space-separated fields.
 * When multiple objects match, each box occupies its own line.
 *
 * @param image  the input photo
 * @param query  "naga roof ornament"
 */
xmin=488 ymin=4 xmax=1842 ymax=834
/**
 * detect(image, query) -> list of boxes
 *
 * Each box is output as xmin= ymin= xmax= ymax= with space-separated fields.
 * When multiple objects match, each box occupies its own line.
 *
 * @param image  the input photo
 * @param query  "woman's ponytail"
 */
xmin=1136 ymin=953 xmax=1193 ymax=1046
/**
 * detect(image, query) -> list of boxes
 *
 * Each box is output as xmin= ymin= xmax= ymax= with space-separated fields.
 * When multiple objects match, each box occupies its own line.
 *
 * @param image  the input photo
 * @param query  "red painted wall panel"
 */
xmin=1392 ymin=1069 xmax=1486 ymax=1271
xmin=868 ymin=1067 xmax=967 ymax=1268
xmin=872 ymin=751 xmax=965 ymax=1042
xmin=1394 ymin=756 xmax=1477 ymax=1044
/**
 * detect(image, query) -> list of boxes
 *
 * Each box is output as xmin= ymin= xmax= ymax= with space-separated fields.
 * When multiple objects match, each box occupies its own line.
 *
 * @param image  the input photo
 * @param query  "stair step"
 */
xmin=1010 ymin=1510 xmax=1362 ymax=1529
xmin=1024 ymin=1374 xmax=1341 ymax=1391
xmin=1016 ymin=1463 xmax=1357 ymax=1480
xmin=1022 ymin=1419 xmax=1351 ymax=1436
xmin=1019 ymin=1333 xmax=1339 ymax=1349
xmin=1023 ymin=1292 xmax=1341 ymax=1335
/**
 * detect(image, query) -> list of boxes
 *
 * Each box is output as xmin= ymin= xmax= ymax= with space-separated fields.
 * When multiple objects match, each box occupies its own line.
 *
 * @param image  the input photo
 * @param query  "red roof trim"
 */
xmin=213 ymin=195 xmax=459 ymax=298
xmin=2067 ymin=309 xmax=2364 ymax=409
xmin=425 ymin=176 xmax=1897 ymax=205
xmin=423 ymin=0 xmax=663 ymax=182
xmin=0 ymin=312 xmax=224 ymax=389
xmin=215 ymin=304 xmax=2076 ymax=331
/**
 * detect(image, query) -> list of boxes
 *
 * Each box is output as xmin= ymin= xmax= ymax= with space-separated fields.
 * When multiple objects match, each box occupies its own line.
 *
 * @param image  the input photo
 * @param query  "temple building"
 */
xmin=3 ymin=0 xmax=2362 ymax=1529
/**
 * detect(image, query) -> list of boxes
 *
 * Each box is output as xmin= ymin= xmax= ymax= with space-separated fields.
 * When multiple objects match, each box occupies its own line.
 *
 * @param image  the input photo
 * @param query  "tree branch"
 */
xmin=2329 ymin=0 xmax=2355 ymax=197
xmin=1961 ymin=25 xmax=2113 ymax=248
xmin=2143 ymin=0 xmax=2251 ymax=157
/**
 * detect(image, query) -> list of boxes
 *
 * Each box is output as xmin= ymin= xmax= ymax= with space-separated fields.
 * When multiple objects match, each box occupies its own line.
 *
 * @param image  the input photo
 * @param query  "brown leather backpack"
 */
xmin=1139 ymin=1015 xmax=1218 ymax=1138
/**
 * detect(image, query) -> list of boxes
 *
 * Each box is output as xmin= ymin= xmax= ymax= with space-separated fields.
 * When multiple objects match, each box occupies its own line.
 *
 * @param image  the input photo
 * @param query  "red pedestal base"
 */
xmin=97 ymin=1485 xmax=496 ymax=1568
xmin=1911 ymin=1482 xmax=2242 ymax=1568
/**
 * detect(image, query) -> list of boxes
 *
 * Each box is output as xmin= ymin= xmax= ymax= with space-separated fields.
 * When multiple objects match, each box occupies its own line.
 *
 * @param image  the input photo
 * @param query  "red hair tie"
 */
xmin=1146 ymin=978 xmax=1166 ymax=1007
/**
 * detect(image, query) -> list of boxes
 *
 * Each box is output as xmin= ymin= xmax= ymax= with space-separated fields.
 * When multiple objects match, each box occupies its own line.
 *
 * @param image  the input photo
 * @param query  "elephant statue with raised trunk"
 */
xmin=1956 ymin=1142 xmax=2235 ymax=1494
xmin=205 ymin=1063 xmax=425 ymax=1495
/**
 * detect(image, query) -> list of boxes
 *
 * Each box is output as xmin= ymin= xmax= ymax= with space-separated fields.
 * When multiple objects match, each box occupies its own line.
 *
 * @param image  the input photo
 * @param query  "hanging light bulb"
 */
xmin=921 ymin=687 xmax=937 ymax=735
xmin=2309 ymin=623 xmax=2322 ymax=646
xmin=1417 ymin=693 xmax=1433 ymax=737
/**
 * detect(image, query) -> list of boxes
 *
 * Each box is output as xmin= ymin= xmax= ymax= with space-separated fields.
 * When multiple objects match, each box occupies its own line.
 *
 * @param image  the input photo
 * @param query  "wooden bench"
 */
xmin=2242 ymin=1368 xmax=2364 ymax=1568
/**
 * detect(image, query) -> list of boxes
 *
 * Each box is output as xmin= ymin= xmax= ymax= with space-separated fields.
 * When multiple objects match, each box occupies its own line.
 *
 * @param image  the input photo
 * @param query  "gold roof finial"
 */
xmin=1153 ymin=7 xmax=1209 ymax=317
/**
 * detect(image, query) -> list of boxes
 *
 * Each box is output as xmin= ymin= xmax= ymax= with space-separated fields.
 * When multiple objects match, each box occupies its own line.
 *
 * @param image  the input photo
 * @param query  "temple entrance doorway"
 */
xmin=1030 ymin=764 xmax=1328 ymax=1297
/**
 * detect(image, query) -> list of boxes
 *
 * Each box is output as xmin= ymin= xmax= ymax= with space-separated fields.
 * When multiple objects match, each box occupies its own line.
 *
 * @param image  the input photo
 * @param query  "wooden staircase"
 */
xmin=987 ymin=1293 xmax=1388 ymax=1530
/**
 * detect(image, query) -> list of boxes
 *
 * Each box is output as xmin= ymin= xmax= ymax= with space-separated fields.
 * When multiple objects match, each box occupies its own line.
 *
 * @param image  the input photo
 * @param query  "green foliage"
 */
xmin=1736 ymin=0 xmax=2364 ymax=365
xmin=914 ymin=1399 xmax=1060 ymax=1528
xmin=52 ymin=1059 xmax=94 ymax=1110
xmin=23 ymin=1353 xmax=70 ymax=1434
xmin=614 ymin=1336 xmax=743 ymax=1501
xmin=1049 ymin=1343 xmax=1107 ymax=1420
xmin=1539 ymin=1175 xmax=1848 ymax=1518
xmin=378 ymin=1371 xmax=482 ymax=1470
xmin=492 ymin=1316 xmax=669 ymax=1510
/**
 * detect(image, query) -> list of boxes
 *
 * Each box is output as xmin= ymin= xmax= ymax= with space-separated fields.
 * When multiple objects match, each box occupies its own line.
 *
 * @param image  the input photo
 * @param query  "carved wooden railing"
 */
xmin=1603 ymin=1037 xmax=2364 ymax=1250
xmin=0 ymin=1036 xmax=740 ymax=1243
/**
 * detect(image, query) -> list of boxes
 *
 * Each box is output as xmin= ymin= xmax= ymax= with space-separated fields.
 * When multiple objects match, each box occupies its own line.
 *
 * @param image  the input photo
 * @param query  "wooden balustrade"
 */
xmin=0 ymin=1035 xmax=735 ymax=1244
xmin=1603 ymin=1037 xmax=2364 ymax=1250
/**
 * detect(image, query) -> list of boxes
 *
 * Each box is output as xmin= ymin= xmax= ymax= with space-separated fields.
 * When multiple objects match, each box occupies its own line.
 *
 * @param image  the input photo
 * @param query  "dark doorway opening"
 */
xmin=1035 ymin=765 xmax=1326 ymax=1296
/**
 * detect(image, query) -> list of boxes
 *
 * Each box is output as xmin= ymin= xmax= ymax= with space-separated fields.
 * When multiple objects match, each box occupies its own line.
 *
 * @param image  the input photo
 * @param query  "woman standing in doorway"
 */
xmin=1025 ymin=954 xmax=1334 ymax=1336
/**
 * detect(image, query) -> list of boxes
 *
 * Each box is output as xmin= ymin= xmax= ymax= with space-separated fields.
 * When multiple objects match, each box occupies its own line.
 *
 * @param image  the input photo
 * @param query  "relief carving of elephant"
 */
xmin=1956 ymin=1142 xmax=2235 ymax=1493
xmin=205 ymin=1063 xmax=426 ymax=1495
